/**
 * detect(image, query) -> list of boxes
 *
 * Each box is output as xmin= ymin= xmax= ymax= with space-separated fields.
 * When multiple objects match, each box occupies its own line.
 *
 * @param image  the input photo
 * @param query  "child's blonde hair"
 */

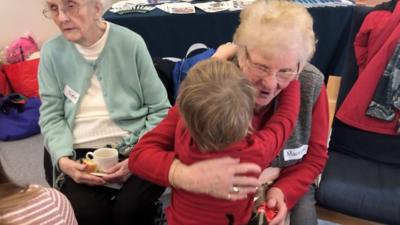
xmin=177 ymin=59 xmax=255 ymax=151
xmin=0 ymin=162 xmax=40 ymax=224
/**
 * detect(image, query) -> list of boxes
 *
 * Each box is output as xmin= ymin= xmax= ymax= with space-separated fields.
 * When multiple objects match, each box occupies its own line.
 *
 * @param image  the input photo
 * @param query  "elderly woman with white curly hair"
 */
xmin=38 ymin=0 xmax=171 ymax=224
xmin=129 ymin=0 xmax=329 ymax=225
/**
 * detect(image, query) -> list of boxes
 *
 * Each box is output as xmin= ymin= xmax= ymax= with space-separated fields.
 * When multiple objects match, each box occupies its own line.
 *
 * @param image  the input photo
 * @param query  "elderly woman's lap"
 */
xmin=290 ymin=185 xmax=318 ymax=225
xmin=61 ymin=175 xmax=165 ymax=225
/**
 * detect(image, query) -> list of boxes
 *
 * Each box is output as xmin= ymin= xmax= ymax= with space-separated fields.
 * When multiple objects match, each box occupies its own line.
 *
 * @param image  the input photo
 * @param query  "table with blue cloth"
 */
xmin=104 ymin=5 xmax=354 ymax=80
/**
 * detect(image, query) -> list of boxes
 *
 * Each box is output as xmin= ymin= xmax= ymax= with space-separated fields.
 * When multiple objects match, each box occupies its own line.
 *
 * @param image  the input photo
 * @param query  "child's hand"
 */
xmin=212 ymin=42 xmax=238 ymax=60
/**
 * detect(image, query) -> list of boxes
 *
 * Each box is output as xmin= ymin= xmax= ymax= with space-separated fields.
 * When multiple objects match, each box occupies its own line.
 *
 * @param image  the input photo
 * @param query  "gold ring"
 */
xmin=232 ymin=186 xmax=240 ymax=193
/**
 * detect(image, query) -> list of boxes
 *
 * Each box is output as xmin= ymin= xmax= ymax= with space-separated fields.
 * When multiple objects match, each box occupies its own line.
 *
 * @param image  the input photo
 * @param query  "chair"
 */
xmin=316 ymin=5 xmax=400 ymax=225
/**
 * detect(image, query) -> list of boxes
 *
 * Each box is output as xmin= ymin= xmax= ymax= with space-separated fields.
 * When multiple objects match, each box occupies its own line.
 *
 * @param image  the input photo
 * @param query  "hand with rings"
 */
xmin=226 ymin=185 xmax=242 ymax=200
xmin=171 ymin=157 xmax=261 ymax=201
xmin=231 ymin=185 xmax=240 ymax=194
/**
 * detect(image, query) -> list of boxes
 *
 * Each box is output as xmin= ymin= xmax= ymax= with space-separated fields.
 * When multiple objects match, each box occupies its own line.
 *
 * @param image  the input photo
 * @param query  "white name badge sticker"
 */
xmin=283 ymin=145 xmax=309 ymax=161
xmin=64 ymin=85 xmax=80 ymax=104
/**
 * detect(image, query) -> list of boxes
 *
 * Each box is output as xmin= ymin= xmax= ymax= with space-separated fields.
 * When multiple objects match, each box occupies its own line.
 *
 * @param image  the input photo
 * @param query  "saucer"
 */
xmin=90 ymin=172 xmax=107 ymax=177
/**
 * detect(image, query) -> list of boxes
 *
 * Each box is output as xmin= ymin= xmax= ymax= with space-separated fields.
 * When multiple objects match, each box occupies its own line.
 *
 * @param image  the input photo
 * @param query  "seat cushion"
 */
xmin=317 ymin=151 xmax=400 ymax=224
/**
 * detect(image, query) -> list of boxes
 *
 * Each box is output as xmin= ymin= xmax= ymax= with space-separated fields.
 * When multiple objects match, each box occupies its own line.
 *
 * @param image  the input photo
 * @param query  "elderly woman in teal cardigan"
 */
xmin=38 ymin=0 xmax=170 ymax=224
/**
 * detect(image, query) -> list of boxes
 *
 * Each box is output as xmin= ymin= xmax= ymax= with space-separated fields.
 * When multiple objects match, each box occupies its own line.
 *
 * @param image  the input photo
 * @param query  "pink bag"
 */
xmin=5 ymin=34 xmax=39 ymax=64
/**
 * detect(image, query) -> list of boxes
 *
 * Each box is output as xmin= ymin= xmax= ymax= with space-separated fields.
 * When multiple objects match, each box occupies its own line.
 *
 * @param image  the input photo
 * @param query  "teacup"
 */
xmin=85 ymin=148 xmax=118 ymax=172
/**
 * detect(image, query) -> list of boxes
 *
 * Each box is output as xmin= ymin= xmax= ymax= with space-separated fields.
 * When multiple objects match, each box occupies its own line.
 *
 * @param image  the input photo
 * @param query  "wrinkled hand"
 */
xmin=101 ymin=159 xmax=131 ymax=184
xmin=59 ymin=157 xmax=106 ymax=186
xmin=172 ymin=157 xmax=261 ymax=201
xmin=265 ymin=187 xmax=288 ymax=225
xmin=259 ymin=167 xmax=281 ymax=185
xmin=212 ymin=42 xmax=239 ymax=60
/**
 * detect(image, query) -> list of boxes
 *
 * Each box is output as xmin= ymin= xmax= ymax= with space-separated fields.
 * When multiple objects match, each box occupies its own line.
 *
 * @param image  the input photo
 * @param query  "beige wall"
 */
xmin=0 ymin=0 xmax=59 ymax=48
xmin=0 ymin=0 xmax=116 ymax=49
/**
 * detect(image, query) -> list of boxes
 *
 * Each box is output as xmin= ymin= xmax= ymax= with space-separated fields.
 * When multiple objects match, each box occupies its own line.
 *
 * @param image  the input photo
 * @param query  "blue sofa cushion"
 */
xmin=317 ymin=150 xmax=400 ymax=224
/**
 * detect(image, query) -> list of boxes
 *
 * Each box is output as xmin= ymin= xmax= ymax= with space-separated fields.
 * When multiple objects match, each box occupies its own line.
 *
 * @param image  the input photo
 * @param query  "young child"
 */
xmin=165 ymin=58 xmax=300 ymax=225
xmin=0 ymin=161 xmax=77 ymax=225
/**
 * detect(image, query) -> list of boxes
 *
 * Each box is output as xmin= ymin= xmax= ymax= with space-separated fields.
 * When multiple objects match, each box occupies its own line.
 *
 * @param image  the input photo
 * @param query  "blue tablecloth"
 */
xmin=104 ymin=5 xmax=354 ymax=79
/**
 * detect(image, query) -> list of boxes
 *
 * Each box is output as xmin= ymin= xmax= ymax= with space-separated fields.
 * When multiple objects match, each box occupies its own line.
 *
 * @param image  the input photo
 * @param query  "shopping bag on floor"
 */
xmin=3 ymin=58 xmax=40 ymax=97
xmin=0 ymin=68 xmax=12 ymax=95
xmin=0 ymin=93 xmax=41 ymax=141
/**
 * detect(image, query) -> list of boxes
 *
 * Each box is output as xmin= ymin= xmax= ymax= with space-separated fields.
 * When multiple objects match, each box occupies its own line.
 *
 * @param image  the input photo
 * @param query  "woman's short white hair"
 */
xmin=94 ymin=0 xmax=113 ymax=14
xmin=234 ymin=0 xmax=316 ymax=64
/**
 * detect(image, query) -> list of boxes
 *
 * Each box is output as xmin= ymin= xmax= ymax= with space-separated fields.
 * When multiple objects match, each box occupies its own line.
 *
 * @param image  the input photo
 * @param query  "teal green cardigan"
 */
xmin=39 ymin=23 xmax=170 ymax=170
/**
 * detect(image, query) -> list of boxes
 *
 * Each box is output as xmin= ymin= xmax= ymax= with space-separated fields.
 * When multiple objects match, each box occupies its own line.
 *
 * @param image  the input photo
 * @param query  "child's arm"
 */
xmin=253 ymin=80 xmax=300 ymax=158
xmin=128 ymin=106 xmax=180 ymax=186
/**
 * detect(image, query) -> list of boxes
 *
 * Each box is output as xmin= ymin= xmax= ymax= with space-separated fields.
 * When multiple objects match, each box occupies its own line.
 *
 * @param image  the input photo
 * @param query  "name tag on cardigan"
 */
xmin=64 ymin=85 xmax=80 ymax=104
xmin=283 ymin=145 xmax=308 ymax=161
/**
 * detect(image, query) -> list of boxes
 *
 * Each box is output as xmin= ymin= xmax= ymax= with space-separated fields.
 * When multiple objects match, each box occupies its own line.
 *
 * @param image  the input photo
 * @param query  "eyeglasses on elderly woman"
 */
xmin=42 ymin=1 xmax=82 ymax=19
xmin=244 ymin=46 xmax=300 ymax=84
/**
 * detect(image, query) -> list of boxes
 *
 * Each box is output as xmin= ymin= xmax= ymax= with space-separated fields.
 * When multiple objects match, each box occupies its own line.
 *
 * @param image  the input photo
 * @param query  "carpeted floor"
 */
xmin=0 ymin=134 xmax=48 ymax=186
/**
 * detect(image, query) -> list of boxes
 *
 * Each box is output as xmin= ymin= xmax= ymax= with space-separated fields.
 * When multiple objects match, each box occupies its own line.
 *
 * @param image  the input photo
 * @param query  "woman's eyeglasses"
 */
xmin=244 ymin=47 xmax=299 ymax=84
xmin=42 ymin=1 xmax=80 ymax=19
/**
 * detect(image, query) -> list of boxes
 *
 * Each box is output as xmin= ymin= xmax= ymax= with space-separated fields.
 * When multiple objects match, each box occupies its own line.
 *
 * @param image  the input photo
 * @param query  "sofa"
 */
xmin=316 ymin=3 xmax=400 ymax=224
